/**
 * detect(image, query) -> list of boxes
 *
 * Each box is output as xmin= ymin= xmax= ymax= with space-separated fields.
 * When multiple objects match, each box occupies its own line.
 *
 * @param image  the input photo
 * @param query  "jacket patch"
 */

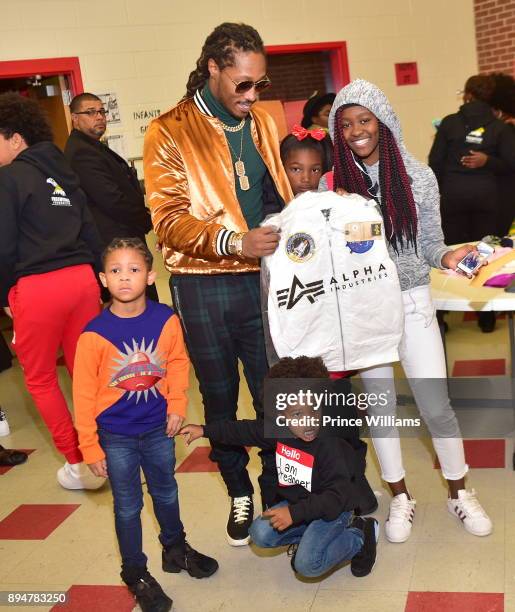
xmin=286 ymin=232 xmax=315 ymax=262
xmin=46 ymin=177 xmax=71 ymax=207
xmin=465 ymin=127 xmax=485 ymax=145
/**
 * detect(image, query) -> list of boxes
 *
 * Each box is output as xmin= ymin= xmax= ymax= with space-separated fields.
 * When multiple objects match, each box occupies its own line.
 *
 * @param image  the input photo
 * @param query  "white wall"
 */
xmin=0 ymin=0 xmax=478 ymax=162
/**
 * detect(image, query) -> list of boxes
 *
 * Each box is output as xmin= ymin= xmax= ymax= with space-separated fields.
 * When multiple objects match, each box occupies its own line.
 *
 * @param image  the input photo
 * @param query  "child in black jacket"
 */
xmin=181 ymin=356 xmax=378 ymax=578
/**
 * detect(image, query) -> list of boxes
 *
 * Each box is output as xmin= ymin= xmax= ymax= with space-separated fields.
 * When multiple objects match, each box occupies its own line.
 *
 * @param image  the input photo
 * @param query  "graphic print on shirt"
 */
xmin=276 ymin=442 xmax=314 ymax=492
xmin=109 ymin=337 xmax=166 ymax=402
xmin=286 ymin=232 xmax=316 ymax=262
xmin=465 ymin=126 xmax=485 ymax=145
xmin=277 ymin=275 xmax=325 ymax=310
xmin=46 ymin=177 xmax=71 ymax=207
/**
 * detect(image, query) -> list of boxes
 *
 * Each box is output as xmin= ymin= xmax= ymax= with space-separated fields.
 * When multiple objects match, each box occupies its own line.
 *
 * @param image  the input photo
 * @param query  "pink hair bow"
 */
xmin=291 ymin=124 xmax=326 ymax=141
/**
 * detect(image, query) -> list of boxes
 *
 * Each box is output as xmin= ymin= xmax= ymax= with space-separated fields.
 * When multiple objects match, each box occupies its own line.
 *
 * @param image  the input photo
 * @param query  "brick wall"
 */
xmin=474 ymin=0 xmax=515 ymax=74
xmin=260 ymin=52 xmax=332 ymax=101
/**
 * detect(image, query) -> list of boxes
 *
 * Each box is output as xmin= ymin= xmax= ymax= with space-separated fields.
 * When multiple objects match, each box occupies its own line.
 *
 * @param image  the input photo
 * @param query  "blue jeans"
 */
xmin=99 ymin=424 xmax=185 ymax=569
xmin=249 ymin=502 xmax=364 ymax=578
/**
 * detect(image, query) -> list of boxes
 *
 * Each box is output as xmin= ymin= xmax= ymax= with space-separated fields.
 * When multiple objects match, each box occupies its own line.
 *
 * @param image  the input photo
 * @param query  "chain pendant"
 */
xmin=239 ymin=175 xmax=250 ymax=191
xmin=234 ymin=160 xmax=246 ymax=177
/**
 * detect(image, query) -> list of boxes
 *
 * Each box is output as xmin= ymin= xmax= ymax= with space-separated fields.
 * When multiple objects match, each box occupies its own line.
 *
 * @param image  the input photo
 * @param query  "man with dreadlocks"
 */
xmin=143 ymin=23 xmax=292 ymax=547
xmin=326 ymin=79 xmax=492 ymax=543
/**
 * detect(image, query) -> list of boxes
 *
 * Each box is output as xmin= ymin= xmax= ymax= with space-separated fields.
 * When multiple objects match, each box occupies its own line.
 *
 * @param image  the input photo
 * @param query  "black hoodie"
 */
xmin=203 ymin=419 xmax=359 ymax=524
xmin=0 ymin=141 xmax=102 ymax=306
xmin=429 ymin=100 xmax=515 ymax=196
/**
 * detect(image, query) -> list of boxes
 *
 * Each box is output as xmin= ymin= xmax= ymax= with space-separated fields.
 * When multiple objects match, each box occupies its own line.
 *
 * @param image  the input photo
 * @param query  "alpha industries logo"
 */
xmin=277 ymin=275 xmax=325 ymax=310
xmin=330 ymin=263 xmax=388 ymax=291
xmin=46 ymin=177 xmax=71 ymax=207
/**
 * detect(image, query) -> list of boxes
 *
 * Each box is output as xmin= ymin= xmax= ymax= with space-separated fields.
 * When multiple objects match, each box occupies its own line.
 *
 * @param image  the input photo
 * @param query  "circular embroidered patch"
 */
xmin=286 ymin=232 xmax=316 ymax=262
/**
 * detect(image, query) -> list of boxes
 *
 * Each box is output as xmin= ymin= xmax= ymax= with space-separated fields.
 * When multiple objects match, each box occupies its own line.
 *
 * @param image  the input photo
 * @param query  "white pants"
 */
xmin=360 ymin=285 xmax=468 ymax=483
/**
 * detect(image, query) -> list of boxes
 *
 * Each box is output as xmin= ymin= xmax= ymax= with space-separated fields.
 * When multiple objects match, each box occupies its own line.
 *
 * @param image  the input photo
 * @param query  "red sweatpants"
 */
xmin=8 ymin=265 xmax=100 ymax=464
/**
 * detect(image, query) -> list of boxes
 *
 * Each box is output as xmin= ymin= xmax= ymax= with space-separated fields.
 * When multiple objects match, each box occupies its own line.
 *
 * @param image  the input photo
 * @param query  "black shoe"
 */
xmin=350 ymin=516 xmax=379 ymax=577
xmin=287 ymin=543 xmax=299 ymax=572
xmin=0 ymin=445 xmax=28 ymax=467
xmin=162 ymin=539 xmax=218 ymax=578
xmin=226 ymin=495 xmax=253 ymax=546
xmin=478 ymin=311 xmax=495 ymax=333
xmin=126 ymin=571 xmax=172 ymax=612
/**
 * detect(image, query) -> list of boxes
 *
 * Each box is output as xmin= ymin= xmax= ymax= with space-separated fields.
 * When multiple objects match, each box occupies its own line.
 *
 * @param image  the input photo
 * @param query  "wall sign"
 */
xmin=98 ymin=92 xmax=121 ymax=124
xmin=395 ymin=62 xmax=419 ymax=86
xmin=133 ymin=107 xmax=161 ymax=138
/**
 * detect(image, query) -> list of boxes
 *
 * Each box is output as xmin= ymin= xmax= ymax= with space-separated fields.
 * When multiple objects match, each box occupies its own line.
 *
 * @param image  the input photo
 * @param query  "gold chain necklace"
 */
xmin=225 ymin=122 xmax=250 ymax=191
xmin=220 ymin=117 xmax=245 ymax=132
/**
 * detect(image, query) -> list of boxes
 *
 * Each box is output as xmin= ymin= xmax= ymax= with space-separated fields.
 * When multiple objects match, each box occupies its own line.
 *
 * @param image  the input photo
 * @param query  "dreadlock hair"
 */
xmin=183 ymin=22 xmax=265 ymax=99
xmin=280 ymin=133 xmax=333 ymax=174
xmin=333 ymin=107 xmax=418 ymax=254
xmin=101 ymin=237 xmax=153 ymax=271
xmin=0 ymin=92 xmax=53 ymax=145
xmin=267 ymin=356 xmax=329 ymax=379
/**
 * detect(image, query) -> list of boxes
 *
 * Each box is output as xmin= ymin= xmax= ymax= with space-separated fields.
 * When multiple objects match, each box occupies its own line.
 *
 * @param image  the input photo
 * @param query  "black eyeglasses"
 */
xmin=223 ymin=71 xmax=271 ymax=94
xmin=73 ymin=109 xmax=108 ymax=118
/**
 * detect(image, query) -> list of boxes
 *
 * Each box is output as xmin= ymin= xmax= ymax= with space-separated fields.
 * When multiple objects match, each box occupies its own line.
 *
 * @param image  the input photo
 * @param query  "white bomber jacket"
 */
xmin=262 ymin=190 xmax=404 ymax=371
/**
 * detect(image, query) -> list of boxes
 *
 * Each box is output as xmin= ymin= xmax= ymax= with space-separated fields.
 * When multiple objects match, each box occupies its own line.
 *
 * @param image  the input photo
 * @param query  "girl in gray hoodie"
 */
xmin=325 ymin=79 xmax=492 ymax=543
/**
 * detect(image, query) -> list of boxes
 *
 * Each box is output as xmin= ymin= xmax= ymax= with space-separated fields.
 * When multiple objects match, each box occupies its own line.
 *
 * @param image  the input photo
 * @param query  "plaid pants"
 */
xmin=170 ymin=273 xmax=275 ymax=502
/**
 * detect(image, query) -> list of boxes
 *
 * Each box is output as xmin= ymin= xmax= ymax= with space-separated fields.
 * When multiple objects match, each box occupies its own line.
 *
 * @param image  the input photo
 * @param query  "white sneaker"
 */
xmin=385 ymin=493 xmax=416 ymax=543
xmin=447 ymin=489 xmax=493 ymax=536
xmin=0 ymin=409 xmax=10 ymax=437
xmin=57 ymin=462 xmax=106 ymax=490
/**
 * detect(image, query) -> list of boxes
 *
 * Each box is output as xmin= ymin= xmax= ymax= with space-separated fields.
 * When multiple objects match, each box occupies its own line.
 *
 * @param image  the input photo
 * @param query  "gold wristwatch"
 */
xmin=228 ymin=232 xmax=245 ymax=257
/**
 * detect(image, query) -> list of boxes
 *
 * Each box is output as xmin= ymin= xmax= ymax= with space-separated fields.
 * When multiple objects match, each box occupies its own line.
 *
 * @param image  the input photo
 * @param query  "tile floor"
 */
xmin=0 ymin=264 xmax=513 ymax=612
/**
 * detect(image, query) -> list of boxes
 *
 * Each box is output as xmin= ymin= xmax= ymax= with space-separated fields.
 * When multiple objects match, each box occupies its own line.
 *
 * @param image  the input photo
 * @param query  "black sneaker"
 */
xmin=350 ymin=516 xmax=379 ymax=577
xmin=127 ymin=571 xmax=172 ymax=612
xmin=226 ymin=495 xmax=253 ymax=546
xmin=163 ymin=540 xmax=219 ymax=578
xmin=287 ymin=543 xmax=299 ymax=572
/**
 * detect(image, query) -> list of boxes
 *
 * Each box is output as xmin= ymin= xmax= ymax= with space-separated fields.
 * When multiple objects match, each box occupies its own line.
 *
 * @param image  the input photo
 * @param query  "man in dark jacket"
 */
xmin=64 ymin=93 xmax=157 ymax=300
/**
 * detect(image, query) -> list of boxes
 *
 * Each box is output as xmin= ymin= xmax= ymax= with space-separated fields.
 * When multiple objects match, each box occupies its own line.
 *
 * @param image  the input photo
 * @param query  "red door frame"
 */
xmin=0 ymin=57 xmax=84 ymax=95
xmin=265 ymin=41 xmax=350 ymax=91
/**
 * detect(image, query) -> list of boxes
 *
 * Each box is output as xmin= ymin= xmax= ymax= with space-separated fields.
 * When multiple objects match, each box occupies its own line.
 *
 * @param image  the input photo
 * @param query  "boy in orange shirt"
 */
xmin=73 ymin=237 xmax=218 ymax=612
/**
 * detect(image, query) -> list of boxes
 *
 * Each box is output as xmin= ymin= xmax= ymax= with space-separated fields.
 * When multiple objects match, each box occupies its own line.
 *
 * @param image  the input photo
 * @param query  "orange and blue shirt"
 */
xmin=73 ymin=300 xmax=189 ymax=464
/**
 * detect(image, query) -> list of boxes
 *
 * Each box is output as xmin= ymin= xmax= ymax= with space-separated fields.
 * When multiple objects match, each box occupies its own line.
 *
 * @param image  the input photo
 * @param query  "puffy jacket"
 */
xmin=262 ymin=191 xmax=403 ymax=371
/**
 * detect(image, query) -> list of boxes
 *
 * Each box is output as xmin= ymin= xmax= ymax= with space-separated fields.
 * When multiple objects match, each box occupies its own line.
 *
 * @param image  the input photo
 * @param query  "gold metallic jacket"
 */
xmin=143 ymin=92 xmax=293 ymax=274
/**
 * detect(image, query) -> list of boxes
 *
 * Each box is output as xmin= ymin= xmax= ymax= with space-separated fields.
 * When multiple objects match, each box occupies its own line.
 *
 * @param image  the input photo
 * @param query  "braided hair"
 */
xmin=333 ymin=107 xmax=418 ymax=253
xmin=183 ymin=22 xmax=265 ymax=99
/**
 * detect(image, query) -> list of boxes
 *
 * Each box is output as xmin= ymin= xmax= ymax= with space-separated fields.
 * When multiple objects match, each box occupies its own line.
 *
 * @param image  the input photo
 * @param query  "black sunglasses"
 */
xmin=223 ymin=71 xmax=271 ymax=94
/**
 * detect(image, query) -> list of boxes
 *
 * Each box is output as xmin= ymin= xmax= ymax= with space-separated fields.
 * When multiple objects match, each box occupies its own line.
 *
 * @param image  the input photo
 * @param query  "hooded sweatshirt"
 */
xmin=0 ymin=141 xmax=102 ymax=305
xmin=326 ymin=79 xmax=452 ymax=291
